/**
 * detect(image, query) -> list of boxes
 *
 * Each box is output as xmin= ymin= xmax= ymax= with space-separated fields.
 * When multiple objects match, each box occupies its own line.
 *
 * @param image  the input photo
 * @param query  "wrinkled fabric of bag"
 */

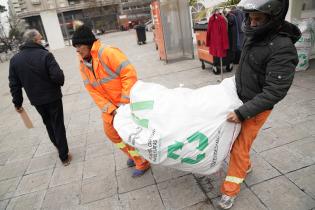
xmin=113 ymin=77 xmax=243 ymax=175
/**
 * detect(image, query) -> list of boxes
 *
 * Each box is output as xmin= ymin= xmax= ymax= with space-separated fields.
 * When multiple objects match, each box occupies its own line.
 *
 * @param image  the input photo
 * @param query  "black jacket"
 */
xmin=9 ymin=42 xmax=64 ymax=107
xmin=235 ymin=21 xmax=301 ymax=121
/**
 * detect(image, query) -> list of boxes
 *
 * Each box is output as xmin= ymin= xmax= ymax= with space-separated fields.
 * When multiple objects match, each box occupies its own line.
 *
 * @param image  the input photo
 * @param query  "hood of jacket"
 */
xmin=278 ymin=21 xmax=301 ymax=44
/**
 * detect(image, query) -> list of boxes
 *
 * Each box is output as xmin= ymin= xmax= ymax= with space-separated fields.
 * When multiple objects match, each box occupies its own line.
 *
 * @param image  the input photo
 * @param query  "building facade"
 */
xmin=120 ymin=0 xmax=151 ymax=22
xmin=8 ymin=0 xmax=151 ymax=40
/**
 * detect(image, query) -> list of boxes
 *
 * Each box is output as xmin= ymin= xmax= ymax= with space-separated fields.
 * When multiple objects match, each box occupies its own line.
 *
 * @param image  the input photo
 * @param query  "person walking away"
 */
xmin=9 ymin=29 xmax=71 ymax=166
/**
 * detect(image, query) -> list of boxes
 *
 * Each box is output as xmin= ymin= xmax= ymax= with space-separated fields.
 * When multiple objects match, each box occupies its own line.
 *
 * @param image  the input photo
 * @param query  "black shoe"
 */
xmin=226 ymin=64 xmax=233 ymax=72
xmin=62 ymin=153 xmax=72 ymax=166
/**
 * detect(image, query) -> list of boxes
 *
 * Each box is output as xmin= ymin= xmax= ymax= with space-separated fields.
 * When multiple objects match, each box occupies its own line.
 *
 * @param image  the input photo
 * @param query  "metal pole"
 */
xmin=61 ymin=12 xmax=71 ymax=46
xmin=220 ymin=57 xmax=223 ymax=81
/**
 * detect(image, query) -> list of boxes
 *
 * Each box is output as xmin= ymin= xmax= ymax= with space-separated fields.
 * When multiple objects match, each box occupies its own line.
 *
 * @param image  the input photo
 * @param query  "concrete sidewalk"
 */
xmin=0 ymin=31 xmax=314 ymax=210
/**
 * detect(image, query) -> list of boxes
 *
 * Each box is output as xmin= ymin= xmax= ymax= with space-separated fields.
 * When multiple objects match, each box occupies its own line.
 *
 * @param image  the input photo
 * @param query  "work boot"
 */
xmin=132 ymin=165 xmax=150 ymax=178
xmin=218 ymin=194 xmax=236 ymax=209
xmin=127 ymin=159 xmax=136 ymax=167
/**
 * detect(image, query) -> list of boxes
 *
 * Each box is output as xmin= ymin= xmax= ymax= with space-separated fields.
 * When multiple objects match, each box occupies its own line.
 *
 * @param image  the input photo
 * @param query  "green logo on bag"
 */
xmin=298 ymin=53 xmax=307 ymax=67
xmin=167 ymin=131 xmax=208 ymax=165
xmin=130 ymin=100 xmax=154 ymax=128
xmin=131 ymin=100 xmax=209 ymax=165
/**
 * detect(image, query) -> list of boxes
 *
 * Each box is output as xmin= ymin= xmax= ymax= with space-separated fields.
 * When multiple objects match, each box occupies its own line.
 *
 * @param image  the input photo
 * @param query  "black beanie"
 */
xmin=72 ymin=25 xmax=96 ymax=47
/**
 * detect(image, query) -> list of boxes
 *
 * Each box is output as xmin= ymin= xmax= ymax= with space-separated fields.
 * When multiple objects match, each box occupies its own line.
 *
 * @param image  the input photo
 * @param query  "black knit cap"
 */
xmin=72 ymin=25 xmax=96 ymax=47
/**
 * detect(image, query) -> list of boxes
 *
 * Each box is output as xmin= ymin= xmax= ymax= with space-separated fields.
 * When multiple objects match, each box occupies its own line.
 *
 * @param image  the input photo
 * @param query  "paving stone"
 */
xmin=14 ymin=136 xmax=42 ymax=148
xmin=286 ymin=165 xmax=315 ymax=199
xmin=180 ymin=201 xmax=215 ymax=210
xmin=299 ymin=119 xmax=315 ymax=135
xmin=116 ymin=167 xmax=155 ymax=193
xmin=6 ymin=190 xmax=46 ymax=210
xmin=55 ymin=205 xmax=88 ymax=210
xmin=83 ymin=155 xmax=115 ymax=180
xmin=67 ymin=134 xmax=87 ymax=149
xmin=41 ymin=182 xmax=81 ymax=210
xmin=0 ymin=150 xmax=12 ymax=166
xmin=151 ymin=165 xmax=190 ymax=183
xmin=0 ymin=199 xmax=9 ymax=209
xmin=14 ymin=169 xmax=53 ymax=196
xmin=157 ymin=175 xmax=207 ymax=210
xmin=67 ymin=127 xmax=88 ymax=137
xmin=26 ymin=153 xmax=57 ymax=174
xmin=84 ymin=195 xmax=123 ymax=210
xmin=119 ymin=185 xmax=165 ymax=210
xmin=114 ymin=152 xmax=130 ymax=171
xmin=81 ymin=175 xmax=117 ymax=204
xmin=49 ymin=162 xmax=83 ymax=187
xmin=252 ymin=122 xmax=312 ymax=153
xmin=7 ymin=146 xmax=37 ymax=163
xmin=0 ymin=177 xmax=21 ymax=200
xmin=0 ymin=136 xmax=16 ymax=153
xmin=245 ymin=154 xmax=281 ymax=186
xmin=0 ymin=160 xmax=29 ymax=181
xmin=211 ymin=188 xmax=267 ymax=210
xmin=34 ymin=143 xmax=57 ymax=158
xmin=86 ymin=131 xmax=106 ymax=146
xmin=251 ymin=176 xmax=315 ymax=210
xmin=261 ymin=137 xmax=315 ymax=173
xmin=85 ymin=142 xmax=113 ymax=160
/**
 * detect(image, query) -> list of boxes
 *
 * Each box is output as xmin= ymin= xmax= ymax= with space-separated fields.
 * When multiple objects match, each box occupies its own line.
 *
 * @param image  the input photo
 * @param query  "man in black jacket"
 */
xmin=218 ymin=0 xmax=301 ymax=209
xmin=9 ymin=29 xmax=71 ymax=166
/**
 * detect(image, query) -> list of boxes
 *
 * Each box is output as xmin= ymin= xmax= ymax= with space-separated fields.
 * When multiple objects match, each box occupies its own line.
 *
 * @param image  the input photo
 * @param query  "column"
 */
xmin=40 ymin=10 xmax=65 ymax=50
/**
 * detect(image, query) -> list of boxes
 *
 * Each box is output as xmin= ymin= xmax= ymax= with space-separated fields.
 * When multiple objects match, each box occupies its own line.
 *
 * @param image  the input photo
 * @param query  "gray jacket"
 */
xmin=235 ymin=21 xmax=301 ymax=121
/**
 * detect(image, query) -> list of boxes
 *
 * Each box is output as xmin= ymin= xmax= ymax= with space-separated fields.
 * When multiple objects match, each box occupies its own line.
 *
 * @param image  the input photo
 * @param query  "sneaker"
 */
xmin=132 ymin=165 xmax=150 ymax=178
xmin=218 ymin=194 xmax=236 ymax=209
xmin=126 ymin=159 xmax=136 ymax=167
xmin=62 ymin=153 xmax=72 ymax=166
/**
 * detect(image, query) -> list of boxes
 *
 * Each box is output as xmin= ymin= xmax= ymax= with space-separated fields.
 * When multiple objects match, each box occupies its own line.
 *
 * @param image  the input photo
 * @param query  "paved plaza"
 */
xmin=0 ymin=31 xmax=315 ymax=210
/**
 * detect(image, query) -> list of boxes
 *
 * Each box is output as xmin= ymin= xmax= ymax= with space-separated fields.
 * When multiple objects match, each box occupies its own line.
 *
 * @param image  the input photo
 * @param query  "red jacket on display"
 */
xmin=206 ymin=13 xmax=229 ymax=58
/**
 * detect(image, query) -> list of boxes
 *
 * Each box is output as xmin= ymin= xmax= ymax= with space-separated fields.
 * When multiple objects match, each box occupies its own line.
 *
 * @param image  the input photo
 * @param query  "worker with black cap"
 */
xmin=72 ymin=21 xmax=150 ymax=177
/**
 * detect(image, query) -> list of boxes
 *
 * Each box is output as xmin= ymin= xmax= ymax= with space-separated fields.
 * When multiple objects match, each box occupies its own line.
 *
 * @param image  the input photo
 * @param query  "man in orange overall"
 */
xmin=218 ymin=0 xmax=301 ymax=209
xmin=72 ymin=23 xmax=150 ymax=177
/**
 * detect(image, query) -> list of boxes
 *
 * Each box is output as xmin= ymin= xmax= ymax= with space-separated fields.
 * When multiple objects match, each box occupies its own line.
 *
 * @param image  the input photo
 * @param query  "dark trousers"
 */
xmin=35 ymin=99 xmax=69 ymax=161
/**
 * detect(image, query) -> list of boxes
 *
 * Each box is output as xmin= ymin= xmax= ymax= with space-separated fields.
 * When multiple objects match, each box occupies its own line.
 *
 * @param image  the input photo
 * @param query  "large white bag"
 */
xmin=114 ymin=77 xmax=242 ymax=175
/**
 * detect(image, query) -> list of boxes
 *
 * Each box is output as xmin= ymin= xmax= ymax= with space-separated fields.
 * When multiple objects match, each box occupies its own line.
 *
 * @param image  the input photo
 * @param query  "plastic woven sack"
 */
xmin=114 ymin=77 xmax=242 ymax=175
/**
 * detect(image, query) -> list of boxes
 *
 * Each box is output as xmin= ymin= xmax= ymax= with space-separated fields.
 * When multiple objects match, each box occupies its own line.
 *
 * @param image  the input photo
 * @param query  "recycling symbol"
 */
xmin=298 ymin=54 xmax=307 ymax=67
xmin=167 ymin=131 xmax=208 ymax=164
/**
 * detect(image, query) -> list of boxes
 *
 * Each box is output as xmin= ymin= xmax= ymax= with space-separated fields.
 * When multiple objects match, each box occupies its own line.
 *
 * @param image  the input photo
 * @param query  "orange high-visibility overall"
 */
xmin=79 ymin=40 xmax=149 ymax=170
xmin=221 ymin=110 xmax=271 ymax=196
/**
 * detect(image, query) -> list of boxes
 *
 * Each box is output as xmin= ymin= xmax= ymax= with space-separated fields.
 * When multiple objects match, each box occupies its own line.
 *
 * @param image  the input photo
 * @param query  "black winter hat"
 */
xmin=72 ymin=25 xmax=96 ymax=47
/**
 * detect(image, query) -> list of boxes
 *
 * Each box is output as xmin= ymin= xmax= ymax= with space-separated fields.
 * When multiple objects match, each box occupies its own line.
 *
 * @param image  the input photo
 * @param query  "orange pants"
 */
xmin=103 ymin=121 xmax=150 ymax=170
xmin=221 ymin=110 xmax=271 ymax=196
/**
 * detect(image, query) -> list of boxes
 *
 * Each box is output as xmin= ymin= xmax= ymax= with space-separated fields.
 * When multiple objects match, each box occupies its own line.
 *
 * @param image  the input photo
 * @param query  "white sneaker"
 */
xmin=218 ymin=194 xmax=236 ymax=209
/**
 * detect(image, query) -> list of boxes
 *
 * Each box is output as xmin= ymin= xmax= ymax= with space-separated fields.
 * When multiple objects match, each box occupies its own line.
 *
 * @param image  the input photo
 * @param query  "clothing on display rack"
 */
xmin=230 ymin=8 xmax=245 ymax=64
xmin=206 ymin=8 xmax=245 ymax=71
xmin=206 ymin=13 xmax=229 ymax=58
